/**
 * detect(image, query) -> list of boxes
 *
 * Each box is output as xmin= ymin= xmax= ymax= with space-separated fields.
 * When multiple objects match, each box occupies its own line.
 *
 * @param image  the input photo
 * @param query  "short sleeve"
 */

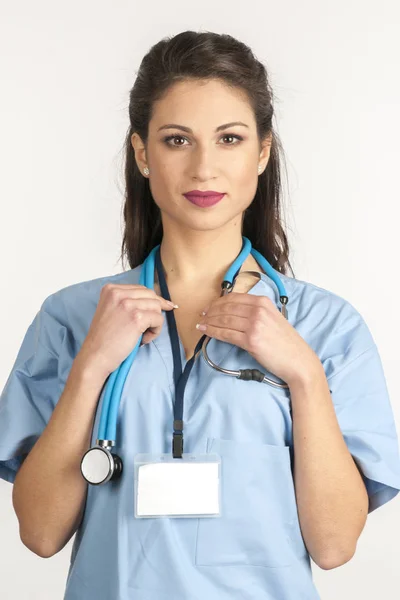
xmin=322 ymin=307 xmax=400 ymax=513
xmin=0 ymin=296 xmax=69 ymax=484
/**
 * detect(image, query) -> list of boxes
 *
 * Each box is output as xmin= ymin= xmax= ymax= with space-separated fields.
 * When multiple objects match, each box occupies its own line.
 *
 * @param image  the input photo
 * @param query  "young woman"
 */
xmin=1 ymin=30 xmax=400 ymax=600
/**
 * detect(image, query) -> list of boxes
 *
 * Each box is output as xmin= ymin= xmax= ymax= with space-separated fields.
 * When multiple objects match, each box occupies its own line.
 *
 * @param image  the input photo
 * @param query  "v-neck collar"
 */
xmin=151 ymin=269 xmax=284 ymax=390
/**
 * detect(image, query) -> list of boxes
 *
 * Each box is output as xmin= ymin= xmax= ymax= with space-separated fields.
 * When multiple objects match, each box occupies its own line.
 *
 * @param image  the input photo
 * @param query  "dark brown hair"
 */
xmin=119 ymin=30 xmax=295 ymax=278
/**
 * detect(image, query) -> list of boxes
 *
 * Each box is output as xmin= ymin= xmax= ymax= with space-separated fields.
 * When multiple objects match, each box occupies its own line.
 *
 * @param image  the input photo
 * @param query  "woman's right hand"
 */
xmin=75 ymin=283 xmax=177 ymax=380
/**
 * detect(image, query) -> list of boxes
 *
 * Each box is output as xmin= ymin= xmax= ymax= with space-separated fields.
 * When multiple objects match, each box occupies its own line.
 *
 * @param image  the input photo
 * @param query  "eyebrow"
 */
xmin=157 ymin=121 xmax=249 ymax=133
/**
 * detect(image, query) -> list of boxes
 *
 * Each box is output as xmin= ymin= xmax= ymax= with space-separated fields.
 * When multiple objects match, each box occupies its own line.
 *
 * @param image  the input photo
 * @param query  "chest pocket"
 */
xmin=194 ymin=437 xmax=308 ymax=568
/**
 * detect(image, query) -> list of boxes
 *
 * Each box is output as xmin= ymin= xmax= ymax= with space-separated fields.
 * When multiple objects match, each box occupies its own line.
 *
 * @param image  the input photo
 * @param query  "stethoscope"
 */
xmin=80 ymin=236 xmax=289 ymax=485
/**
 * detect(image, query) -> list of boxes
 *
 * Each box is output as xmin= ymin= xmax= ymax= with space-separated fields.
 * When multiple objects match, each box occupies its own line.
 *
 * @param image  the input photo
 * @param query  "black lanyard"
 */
xmin=155 ymin=246 xmax=241 ymax=458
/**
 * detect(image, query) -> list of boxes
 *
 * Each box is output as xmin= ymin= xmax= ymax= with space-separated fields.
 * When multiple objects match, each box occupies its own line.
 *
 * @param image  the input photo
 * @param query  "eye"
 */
xmin=162 ymin=133 xmax=244 ymax=147
xmin=220 ymin=134 xmax=243 ymax=145
xmin=163 ymin=135 xmax=188 ymax=147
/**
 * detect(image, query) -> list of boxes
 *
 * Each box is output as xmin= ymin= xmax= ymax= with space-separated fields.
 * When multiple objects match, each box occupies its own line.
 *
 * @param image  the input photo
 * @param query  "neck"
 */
xmin=159 ymin=227 xmax=259 ymax=288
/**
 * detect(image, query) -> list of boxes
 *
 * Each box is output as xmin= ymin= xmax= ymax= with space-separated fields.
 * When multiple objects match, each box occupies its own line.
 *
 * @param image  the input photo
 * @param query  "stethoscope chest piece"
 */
xmin=80 ymin=440 xmax=123 ymax=485
xmin=81 ymin=237 xmax=291 ymax=486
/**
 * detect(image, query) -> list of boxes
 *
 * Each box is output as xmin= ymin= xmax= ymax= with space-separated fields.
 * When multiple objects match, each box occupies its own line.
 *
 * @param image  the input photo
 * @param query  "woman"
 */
xmin=1 ymin=30 xmax=400 ymax=600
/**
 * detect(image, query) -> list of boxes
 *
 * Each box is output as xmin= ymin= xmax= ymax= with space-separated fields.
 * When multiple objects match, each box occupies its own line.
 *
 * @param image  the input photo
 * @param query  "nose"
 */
xmin=188 ymin=143 xmax=219 ymax=181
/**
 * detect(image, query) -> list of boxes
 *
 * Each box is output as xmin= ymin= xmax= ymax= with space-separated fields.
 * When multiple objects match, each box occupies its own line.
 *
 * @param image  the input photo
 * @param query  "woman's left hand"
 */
xmin=196 ymin=292 xmax=321 ymax=387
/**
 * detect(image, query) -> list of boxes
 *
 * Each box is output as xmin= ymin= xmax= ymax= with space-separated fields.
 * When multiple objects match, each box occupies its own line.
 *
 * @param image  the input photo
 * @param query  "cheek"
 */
xmin=148 ymin=157 xmax=183 ymax=205
xmin=228 ymin=147 xmax=257 ymax=179
xmin=231 ymin=162 xmax=259 ymax=207
xmin=234 ymin=163 xmax=257 ymax=187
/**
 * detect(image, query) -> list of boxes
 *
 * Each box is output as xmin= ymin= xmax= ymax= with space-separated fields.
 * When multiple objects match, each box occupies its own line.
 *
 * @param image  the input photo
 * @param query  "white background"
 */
xmin=1 ymin=1 xmax=399 ymax=598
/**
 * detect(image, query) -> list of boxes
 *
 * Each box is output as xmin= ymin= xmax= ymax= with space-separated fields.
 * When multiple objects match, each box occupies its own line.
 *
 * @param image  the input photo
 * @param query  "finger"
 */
xmin=201 ymin=302 xmax=254 ymax=319
xmin=121 ymin=297 xmax=177 ymax=312
xmin=103 ymin=284 xmax=177 ymax=308
xmin=199 ymin=314 xmax=249 ymax=333
xmin=199 ymin=322 xmax=247 ymax=348
xmin=141 ymin=329 xmax=161 ymax=345
xmin=228 ymin=292 xmax=269 ymax=304
xmin=206 ymin=292 xmax=265 ymax=311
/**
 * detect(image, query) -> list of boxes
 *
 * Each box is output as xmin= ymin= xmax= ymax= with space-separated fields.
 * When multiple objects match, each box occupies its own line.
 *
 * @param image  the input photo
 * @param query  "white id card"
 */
xmin=133 ymin=453 xmax=221 ymax=518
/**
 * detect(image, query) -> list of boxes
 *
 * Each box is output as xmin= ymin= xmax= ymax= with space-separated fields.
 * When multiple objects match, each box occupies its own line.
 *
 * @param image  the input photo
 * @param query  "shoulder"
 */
xmin=270 ymin=271 xmax=376 ymax=354
xmin=36 ymin=265 xmax=143 ymax=346
xmin=43 ymin=265 xmax=142 ymax=308
xmin=277 ymin=271 xmax=366 ymax=323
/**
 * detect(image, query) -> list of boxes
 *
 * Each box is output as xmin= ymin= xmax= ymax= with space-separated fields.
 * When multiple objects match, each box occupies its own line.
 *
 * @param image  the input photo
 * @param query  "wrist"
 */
xmin=72 ymin=350 xmax=110 ymax=387
xmin=287 ymin=353 xmax=324 ymax=390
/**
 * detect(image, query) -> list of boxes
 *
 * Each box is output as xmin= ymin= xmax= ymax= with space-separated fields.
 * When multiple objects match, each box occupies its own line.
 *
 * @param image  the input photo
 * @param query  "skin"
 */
xmin=130 ymin=79 xmax=369 ymax=568
xmin=130 ymin=78 xmax=272 ymax=289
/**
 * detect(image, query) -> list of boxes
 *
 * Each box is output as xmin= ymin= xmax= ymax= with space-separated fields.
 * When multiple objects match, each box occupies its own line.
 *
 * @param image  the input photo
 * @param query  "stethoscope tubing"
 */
xmin=98 ymin=237 xmax=289 ymax=445
xmin=201 ymin=239 xmax=289 ymax=388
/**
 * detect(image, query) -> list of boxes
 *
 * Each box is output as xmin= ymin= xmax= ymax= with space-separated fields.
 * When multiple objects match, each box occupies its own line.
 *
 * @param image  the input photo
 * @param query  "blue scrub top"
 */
xmin=1 ymin=263 xmax=400 ymax=600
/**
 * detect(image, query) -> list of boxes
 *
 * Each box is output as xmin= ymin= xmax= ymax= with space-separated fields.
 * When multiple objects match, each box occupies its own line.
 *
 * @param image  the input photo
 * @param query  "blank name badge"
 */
xmin=133 ymin=453 xmax=221 ymax=518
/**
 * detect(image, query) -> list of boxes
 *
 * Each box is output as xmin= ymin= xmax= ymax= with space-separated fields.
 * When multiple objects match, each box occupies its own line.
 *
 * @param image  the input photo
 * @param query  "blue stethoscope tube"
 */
xmin=97 ymin=236 xmax=288 ymax=445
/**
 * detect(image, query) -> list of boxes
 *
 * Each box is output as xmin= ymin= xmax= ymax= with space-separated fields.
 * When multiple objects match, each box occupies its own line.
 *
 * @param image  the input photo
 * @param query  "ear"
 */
xmin=131 ymin=132 xmax=148 ymax=174
xmin=258 ymin=132 xmax=273 ymax=173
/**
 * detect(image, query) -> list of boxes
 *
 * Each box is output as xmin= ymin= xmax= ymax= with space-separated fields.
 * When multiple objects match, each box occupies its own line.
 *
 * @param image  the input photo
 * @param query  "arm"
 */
xmin=289 ymin=361 xmax=369 ymax=570
xmin=12 ymin=355 xmax=107 ymax=558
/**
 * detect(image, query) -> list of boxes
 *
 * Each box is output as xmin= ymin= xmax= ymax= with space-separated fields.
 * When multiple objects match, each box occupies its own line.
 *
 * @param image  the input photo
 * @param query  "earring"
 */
xmin=143 ymin=167 xmax=149 ymax=176
xmin=258 ymin=165 xmax=262 ymax=174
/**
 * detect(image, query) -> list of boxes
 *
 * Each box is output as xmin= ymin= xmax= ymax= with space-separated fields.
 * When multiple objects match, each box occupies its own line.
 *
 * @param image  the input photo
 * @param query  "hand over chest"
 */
xmin=154 ymin=274 xmax=259 ymax=363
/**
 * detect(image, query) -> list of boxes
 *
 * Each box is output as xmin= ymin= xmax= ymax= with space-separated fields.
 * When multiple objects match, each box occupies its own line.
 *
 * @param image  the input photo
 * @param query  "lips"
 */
xmin=183 ymin=192 xmax=225 ymax=207
xmin=184 ymin=190 xmax=223 ymax=197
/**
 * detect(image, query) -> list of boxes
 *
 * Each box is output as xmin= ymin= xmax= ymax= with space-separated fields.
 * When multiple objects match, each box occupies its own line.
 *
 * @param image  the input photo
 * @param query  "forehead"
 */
xmin=150 ymin=79 xmax=255 ymax=129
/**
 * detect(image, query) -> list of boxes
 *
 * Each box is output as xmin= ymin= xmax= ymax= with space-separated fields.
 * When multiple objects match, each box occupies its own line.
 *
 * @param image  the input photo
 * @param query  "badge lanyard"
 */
xmin=80 ymin=235 xmax=281 ymax=510
xmin=154 ymin=245 xmax=242 ymax=459
xmin=131 ymin=246 xmax=243 ymax=518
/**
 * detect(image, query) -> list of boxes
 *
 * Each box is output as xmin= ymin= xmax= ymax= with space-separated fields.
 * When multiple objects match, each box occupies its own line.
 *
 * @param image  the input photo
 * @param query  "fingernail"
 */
xmin=167 ymin=301 xmax=179 ymax=308
xmin=196 ymin=323 xmax=207 ymax=331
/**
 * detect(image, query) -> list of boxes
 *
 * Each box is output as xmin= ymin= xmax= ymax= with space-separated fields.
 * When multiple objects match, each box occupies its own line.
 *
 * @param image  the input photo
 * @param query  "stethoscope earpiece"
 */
xmin=82 ymin=236 xmax=290 ymax=483
xmin=201 ymin=240 xmax=290 ymax=389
